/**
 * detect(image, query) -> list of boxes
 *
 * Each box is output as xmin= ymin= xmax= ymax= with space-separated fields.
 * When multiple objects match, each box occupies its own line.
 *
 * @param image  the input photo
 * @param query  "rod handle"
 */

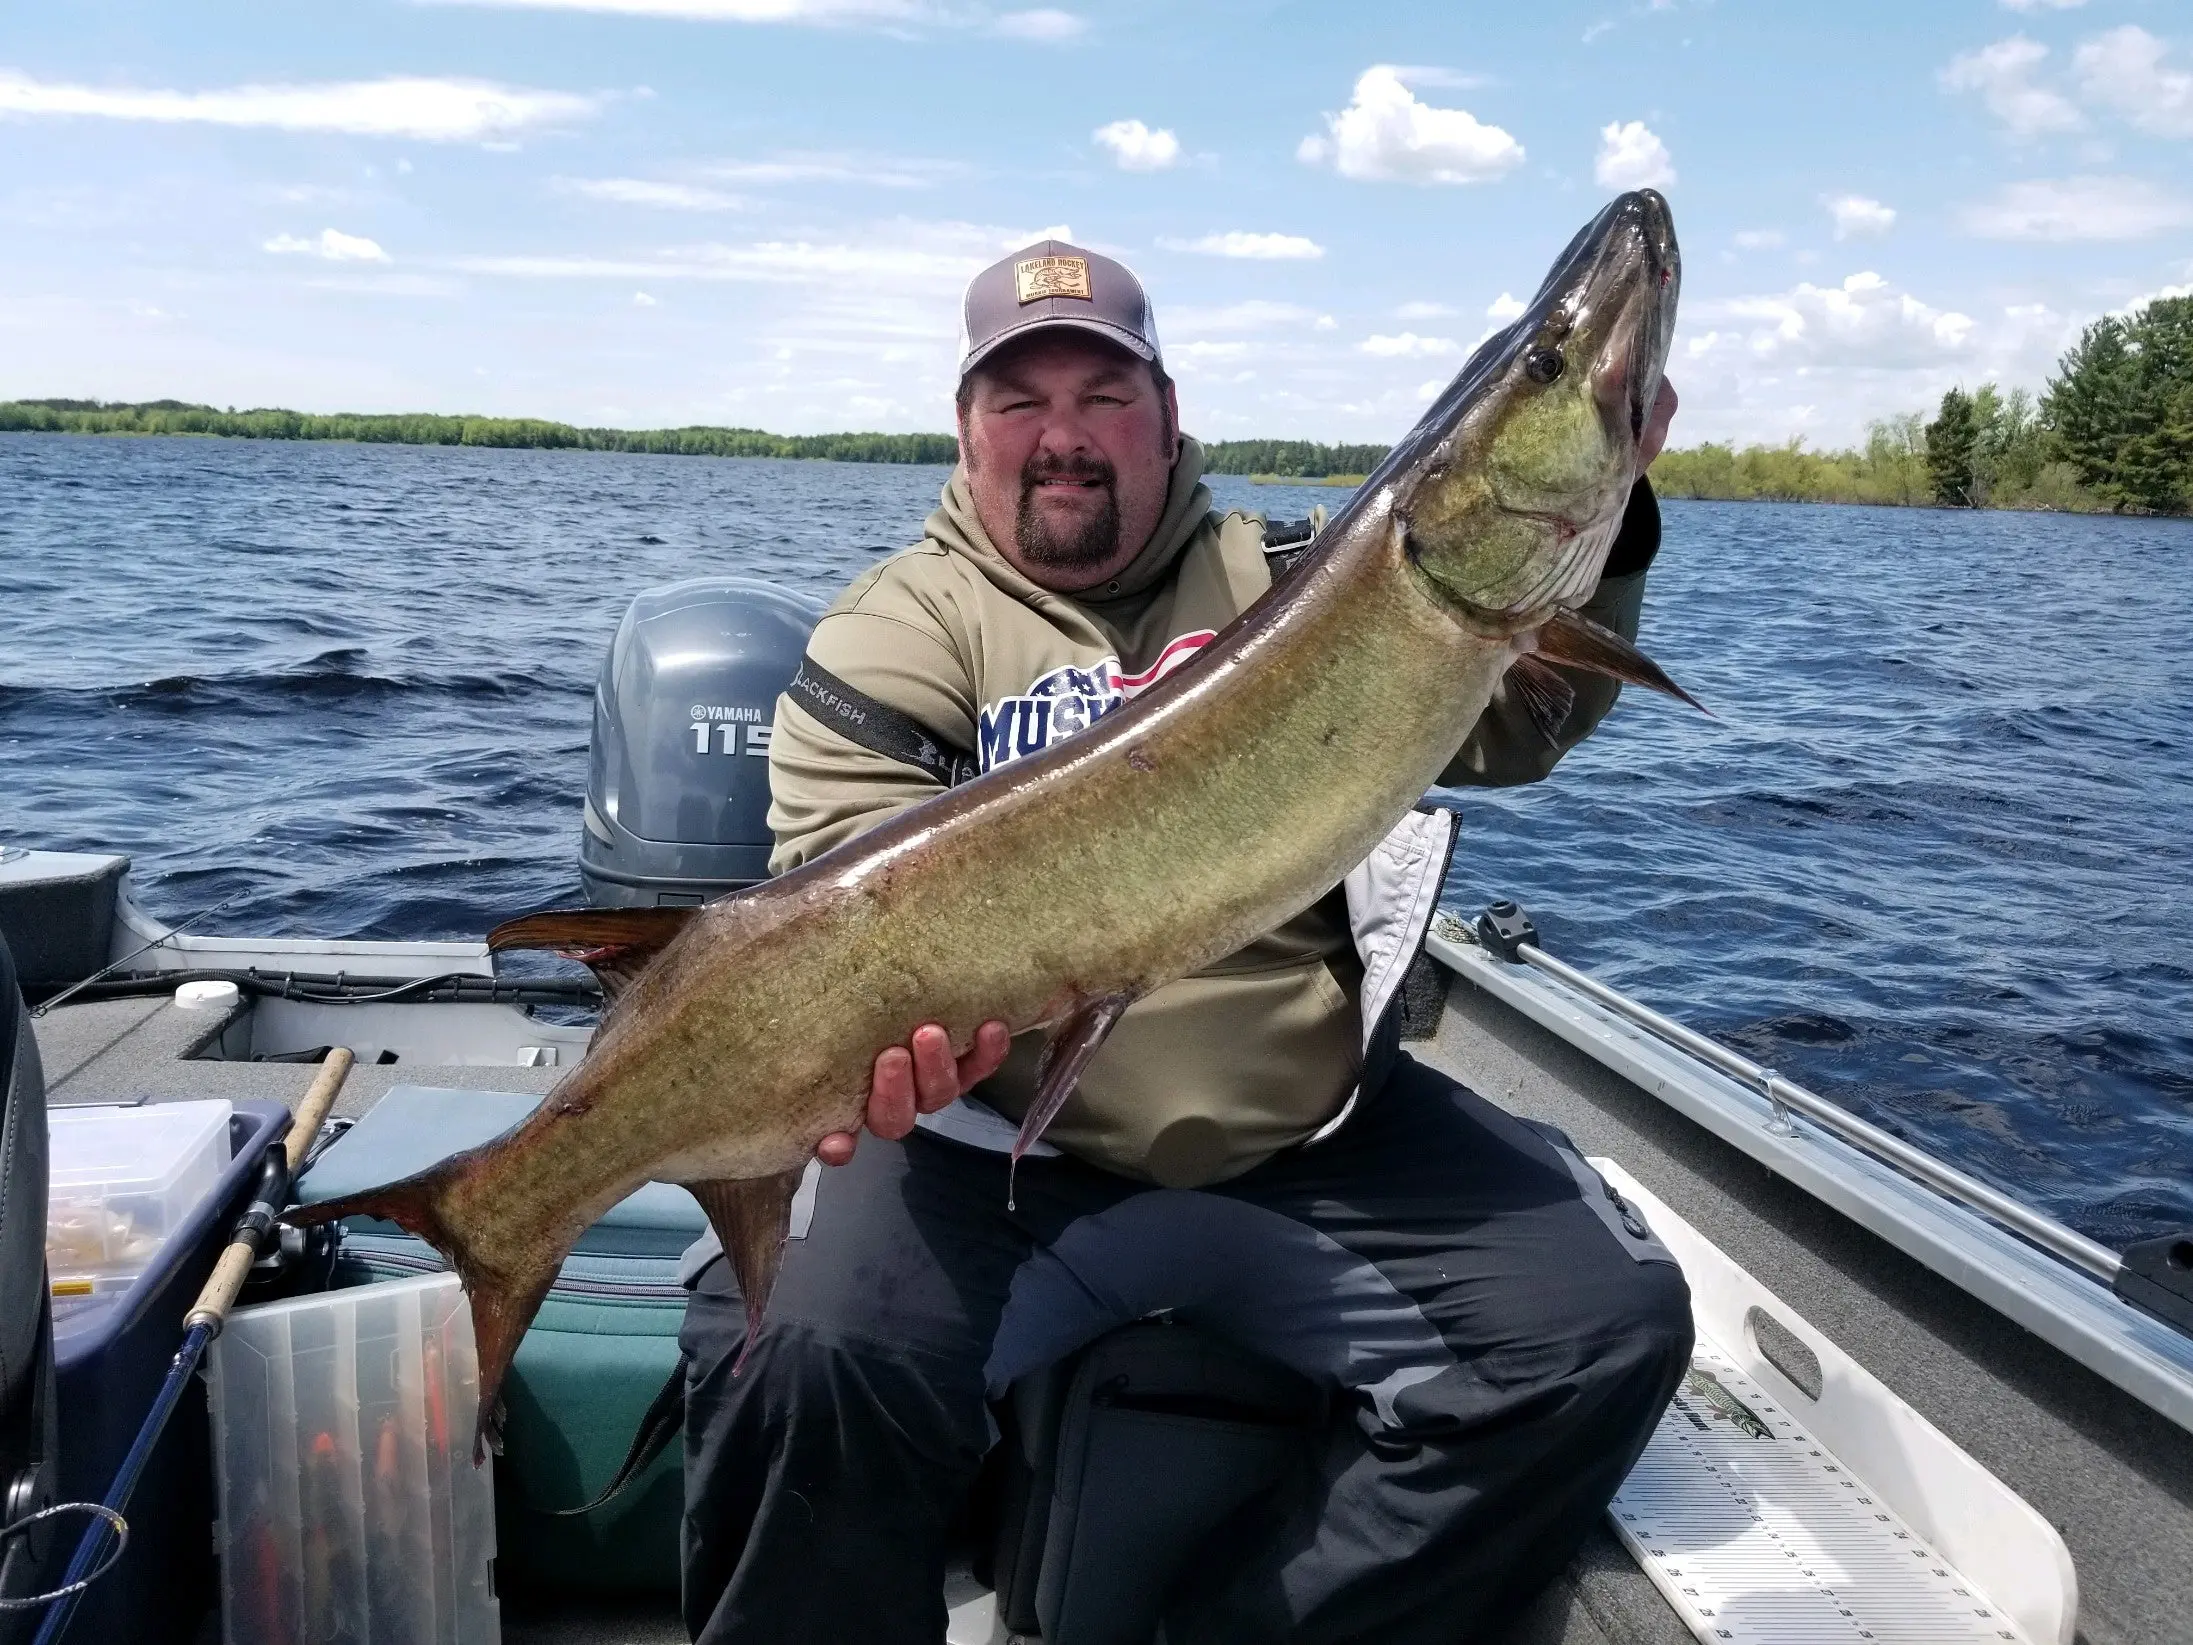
xmin=186 ymin=1242 xmax=259 ymax=1332
xmin=285 ymin=1045 xmax=355 ymax=1173
xmin=181 ymin=1046 xmax=355 ymax=1334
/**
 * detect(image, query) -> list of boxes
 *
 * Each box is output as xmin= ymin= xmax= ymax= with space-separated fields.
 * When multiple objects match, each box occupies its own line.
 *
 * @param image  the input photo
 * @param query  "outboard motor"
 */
xmin=580 ymin=578 xmax=825 ymax=908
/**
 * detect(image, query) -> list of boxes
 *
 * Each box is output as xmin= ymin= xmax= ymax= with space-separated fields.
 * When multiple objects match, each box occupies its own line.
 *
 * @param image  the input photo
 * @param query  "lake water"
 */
xmin=3 ymin=433 xmax=2187 ymax=1248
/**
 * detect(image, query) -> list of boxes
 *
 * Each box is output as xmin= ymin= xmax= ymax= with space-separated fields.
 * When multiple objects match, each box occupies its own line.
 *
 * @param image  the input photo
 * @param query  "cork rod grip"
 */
xmin=183 ymin=1046 xmax=354 ymax=1334
xmin=190 ymin=1239 xmax=261 ymax=1330
xmin=285 ymin=1045 xmax=356 ymax=1173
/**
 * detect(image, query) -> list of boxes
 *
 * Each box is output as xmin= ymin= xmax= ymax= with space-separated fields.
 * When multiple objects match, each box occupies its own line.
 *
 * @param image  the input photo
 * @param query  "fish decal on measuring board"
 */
xmin=291 ymin=191 xmax=1695 ymax=1455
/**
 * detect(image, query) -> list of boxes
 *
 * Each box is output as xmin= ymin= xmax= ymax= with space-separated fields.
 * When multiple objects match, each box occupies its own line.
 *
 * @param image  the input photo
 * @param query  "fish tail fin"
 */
xmin=290 ymin=1158 xmax=563 ymax=1463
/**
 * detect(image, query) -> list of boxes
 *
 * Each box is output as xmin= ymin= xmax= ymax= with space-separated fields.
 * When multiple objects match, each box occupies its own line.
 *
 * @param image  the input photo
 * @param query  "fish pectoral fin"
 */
xmin=688 ymin=1169 xmax=805 ymax=1374
xmin=1505 ymin=655 xmax=1578 ymax=745
xmin=487 ymin=905 xmax=701 ymax=1003
xmin=1535 ymin=609 xmax=1709 ymax=714
xmin=1015 ymin=992 xmax=1137 ymax=1166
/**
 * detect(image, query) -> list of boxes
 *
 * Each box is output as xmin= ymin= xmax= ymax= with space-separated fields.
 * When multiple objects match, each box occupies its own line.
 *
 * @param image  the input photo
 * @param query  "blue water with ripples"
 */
xmin=3 ymin=433 xmax=2186 ymax=1248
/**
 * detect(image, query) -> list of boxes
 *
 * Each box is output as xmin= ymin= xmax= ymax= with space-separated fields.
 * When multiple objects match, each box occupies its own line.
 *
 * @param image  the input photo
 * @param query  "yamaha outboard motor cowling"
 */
xmin=580 ymin=578 xmax=824 ymax=908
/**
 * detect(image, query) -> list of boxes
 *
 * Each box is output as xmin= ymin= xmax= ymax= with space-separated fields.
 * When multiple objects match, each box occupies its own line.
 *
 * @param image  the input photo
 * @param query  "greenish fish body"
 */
xmin=295 ymin=191 xmax=1686 ymax=1444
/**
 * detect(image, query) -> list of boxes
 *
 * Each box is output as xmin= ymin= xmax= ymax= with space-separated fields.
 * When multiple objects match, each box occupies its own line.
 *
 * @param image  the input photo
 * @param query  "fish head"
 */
xmin=1381 ymin=189 xmax=1680 ymax=634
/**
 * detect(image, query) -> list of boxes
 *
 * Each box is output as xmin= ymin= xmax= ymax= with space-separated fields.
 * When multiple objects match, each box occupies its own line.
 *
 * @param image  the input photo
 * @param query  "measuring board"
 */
xmin=1609 ymin=1343 xmax=2030 ymax=1644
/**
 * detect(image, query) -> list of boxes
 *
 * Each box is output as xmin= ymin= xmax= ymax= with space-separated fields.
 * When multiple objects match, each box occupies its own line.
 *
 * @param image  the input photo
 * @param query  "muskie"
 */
xmin=295 ymin=191 xmax=1690 ymax=1449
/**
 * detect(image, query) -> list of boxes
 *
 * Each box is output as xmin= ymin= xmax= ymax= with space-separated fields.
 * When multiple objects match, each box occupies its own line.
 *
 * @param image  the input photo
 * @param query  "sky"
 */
xmin=3 ymin=1 xmax=2191 ymax=449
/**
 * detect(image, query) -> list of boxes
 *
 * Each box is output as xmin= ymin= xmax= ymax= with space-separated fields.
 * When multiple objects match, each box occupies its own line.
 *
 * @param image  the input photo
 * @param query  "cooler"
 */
xmin=48 ymin=1099 xmax=289 ymax=1645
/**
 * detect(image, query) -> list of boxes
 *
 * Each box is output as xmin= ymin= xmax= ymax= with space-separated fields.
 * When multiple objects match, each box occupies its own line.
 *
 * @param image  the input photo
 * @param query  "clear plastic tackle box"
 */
xmin=207 ymin=1272 xmax=501 ymax=1645
xmin=46 ymin=1099 xmax=232 ymax=1297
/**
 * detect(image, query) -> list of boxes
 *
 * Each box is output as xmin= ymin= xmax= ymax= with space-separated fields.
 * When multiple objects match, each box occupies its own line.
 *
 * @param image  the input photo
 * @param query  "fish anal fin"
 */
xmin=1505 ymin=655 xmax=1577 ymax=745
xmin=688 ymin=1170 xmax=806 ymax=1374
xmin=488 ymin=905 xmax=701 ymax=1003
xmin=1009 ymin=993 xmax=1136 ymax=1204
xmin=1536 ymin=609 xmax=1709 ymax=715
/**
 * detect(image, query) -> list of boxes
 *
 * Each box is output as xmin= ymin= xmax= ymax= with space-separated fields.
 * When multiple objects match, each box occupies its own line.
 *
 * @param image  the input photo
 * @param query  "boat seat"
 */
xmin=986 ymin=1318 xmax=1324 ymax=1645
xmin=0 ymin=935 xmax=58 ymax=1642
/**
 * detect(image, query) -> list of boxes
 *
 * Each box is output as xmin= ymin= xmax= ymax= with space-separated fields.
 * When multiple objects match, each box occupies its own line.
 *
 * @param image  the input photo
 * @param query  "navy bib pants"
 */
xmin=679 ymin=1054 xmax=1692 ymax=1644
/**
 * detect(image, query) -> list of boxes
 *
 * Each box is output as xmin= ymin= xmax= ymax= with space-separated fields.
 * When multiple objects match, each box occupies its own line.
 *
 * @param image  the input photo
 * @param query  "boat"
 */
xmin=4 ymin=574 xmax=2189 ymax=1645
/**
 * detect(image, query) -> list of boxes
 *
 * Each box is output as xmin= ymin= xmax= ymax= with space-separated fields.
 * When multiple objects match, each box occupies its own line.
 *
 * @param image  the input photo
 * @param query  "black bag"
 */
xmin=990 ymin=1319 xmax=1324 ymax=1645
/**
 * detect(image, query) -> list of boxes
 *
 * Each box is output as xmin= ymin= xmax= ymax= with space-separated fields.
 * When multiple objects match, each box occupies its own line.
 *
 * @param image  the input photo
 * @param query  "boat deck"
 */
xmin=28 ymin=964 xmax=2193 ymax=1645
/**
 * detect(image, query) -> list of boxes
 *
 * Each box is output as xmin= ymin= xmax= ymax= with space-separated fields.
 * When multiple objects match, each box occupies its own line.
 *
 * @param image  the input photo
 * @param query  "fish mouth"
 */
xmin=1576 ymin=191 xmax=1679 ymax=458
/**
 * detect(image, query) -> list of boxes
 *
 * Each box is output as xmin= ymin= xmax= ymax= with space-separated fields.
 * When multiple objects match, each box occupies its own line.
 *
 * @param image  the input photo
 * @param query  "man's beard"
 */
xmin=1013 ymin=450 xmax=1121 ymax=570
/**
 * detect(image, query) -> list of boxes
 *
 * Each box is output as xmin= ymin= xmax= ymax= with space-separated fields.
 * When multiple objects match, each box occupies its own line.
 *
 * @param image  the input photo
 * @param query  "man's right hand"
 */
xmin=814 ymin=1020 xmax=1013 ymax=1166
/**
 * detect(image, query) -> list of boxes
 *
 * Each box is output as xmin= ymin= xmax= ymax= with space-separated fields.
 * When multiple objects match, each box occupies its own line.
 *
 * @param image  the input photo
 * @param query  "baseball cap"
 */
xmin=957 ymin=239 xmax=1163 ymax=380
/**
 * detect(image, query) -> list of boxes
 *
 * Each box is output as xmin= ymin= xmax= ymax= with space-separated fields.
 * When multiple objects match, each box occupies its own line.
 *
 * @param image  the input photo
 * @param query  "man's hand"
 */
xmin=814 ymin=1020 xmax=1013 ymax=1166
xmin=1638 ymin=377 xmax=1679 ymax=473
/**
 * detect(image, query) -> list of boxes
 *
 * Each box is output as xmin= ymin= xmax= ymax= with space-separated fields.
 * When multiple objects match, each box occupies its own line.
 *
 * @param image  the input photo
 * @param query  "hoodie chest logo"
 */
xmin=976 ymin=631 xmax=1216 ymax=774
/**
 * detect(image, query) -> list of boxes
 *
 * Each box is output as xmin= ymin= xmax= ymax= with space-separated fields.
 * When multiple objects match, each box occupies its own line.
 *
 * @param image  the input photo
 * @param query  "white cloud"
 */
xmin=1999 ymin=0 xmax=2087 ymax=10
xmin=1395 ymin=300 xmax=1456 ymax=319
xmin=426 ymin=0 xmax=923 ymax=21
xmin=1361 ymin=331 xmax=1459 ymax=358
xmin=1939 ymin=37 xmax=2083 ymax=137
xmin=561 ymin=177 xmax=746 ymax=210
xmin=2073 ymin=26 xmax=2193 ymax=139
xmin=0 ymin=70 xmax=597 ymax=142
xmin=1297 ymin=65 xmax=1524 ymax=185
xmin=1825 ymin=194 xmax=1895 ymax=238
xmin=264 ymin=227 xmax=391 ymax=262
xmin=633 ymin=290 xmax=659 ymax=306
xmin=456 ymin=227 xmax=1000 ymax=288
xmin=1689 ymin=271 xmax=1975 ymax=369
xmin=1582 ymin=20 xmax=1617 ymax=44
xmin=1092 ymin=118 xmax=1180 ymax=172
xmin=1485 ymin=291 xmax=1526 ymax=321
xmin=1733 ymin=229 xmax=1786 ymax=250
xmin=1961 ymin=174 xmax=2193 ymax=239
xmin=1594 ymin=120 xmax=1675 ymax=189
xmin=1160 ymin=231 xmax=1323 ymax=260
xmin=993 ymin=9 xmax=1085 ymax=40
xmin=705 ymin=153 xmax=959 ymax=188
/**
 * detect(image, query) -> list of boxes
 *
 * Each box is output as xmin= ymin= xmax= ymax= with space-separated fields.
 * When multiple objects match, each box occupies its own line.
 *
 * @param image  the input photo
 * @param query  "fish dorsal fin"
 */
xmin=1505 ymin=655 xmax=1578 ymax=745
xmin=1009 ymin=992 xmax=1137 ymax=1207
xmin=1535 ymin=609 xmax=1708 ymax=714
xmin=487 ymin=905 xmax=700 ymax=1003
xmin=687 ymin=1169 xmax=806 ymax=1373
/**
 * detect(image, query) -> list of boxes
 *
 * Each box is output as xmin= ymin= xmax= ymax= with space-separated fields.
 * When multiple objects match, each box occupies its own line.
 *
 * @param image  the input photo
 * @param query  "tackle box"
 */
xmin=298 ymin=1085 xmax=705 ymax=1598
xmin=46 ymin=1098 xmax=232 ymax=1299
xmin=207 ymin=1271 xmax=499 ymax=1645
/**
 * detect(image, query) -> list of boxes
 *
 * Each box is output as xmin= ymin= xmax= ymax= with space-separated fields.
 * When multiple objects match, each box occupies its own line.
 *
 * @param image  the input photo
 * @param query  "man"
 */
xmin=680 ymin=240 xmax=1691 ymax=1643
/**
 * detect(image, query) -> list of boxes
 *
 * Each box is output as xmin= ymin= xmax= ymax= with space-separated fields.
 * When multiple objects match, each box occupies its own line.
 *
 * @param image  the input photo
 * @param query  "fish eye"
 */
xmin=1524 ymin=346 xmax=1565 ymax=385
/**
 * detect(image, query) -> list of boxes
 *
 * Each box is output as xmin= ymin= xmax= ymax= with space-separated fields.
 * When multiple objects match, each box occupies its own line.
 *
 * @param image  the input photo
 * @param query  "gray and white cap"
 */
xmin=957 ymin=239 xmax=1163 ymax=380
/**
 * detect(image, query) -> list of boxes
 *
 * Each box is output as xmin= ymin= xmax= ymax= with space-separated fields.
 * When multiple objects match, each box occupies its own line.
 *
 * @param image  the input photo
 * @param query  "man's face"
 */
xmin=958 ymin=332 xmax=1180 ymax=594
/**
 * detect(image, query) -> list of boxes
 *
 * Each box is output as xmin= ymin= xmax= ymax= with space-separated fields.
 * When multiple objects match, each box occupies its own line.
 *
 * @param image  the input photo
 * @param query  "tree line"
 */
xmin=0 ymin=399 xmax=1391 ymax=481
xmin=0 ymin=400 xmax=962 ymax=465
xmin=5 ymin=297 xmax=2184 ymax=510
xmin=1653 ymin=295 xmax=2192 ymax=515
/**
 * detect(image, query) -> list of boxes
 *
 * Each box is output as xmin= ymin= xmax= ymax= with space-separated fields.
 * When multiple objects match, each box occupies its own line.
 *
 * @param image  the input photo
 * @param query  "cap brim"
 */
xmin=959 ymin=315 xmax=1159 ymax=380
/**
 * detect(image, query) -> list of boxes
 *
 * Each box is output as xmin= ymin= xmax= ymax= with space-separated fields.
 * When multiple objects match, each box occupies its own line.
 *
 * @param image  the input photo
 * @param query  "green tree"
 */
xmin=2043 ymin=296 xmax=2193 ymax=512
xmin=1924 ymin=388 xmax=1979 ymax=507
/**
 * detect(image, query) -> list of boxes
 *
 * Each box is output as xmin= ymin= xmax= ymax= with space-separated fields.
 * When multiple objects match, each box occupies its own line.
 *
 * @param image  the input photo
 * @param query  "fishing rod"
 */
xmin=29 ymin=896 xmax=246 ymax=1018
xmin=23 ymin=1046 xmax=355 ymax=1645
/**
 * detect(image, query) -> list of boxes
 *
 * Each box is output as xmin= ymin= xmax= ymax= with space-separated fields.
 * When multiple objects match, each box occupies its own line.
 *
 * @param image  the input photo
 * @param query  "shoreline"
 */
xmin=2 ymin=407 xmax=2178 ymax=516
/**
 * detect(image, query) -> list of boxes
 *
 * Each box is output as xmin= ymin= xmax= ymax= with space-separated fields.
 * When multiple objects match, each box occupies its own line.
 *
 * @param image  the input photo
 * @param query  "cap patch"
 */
xmin=1014 ymin=255 xmax=1091 ymax=304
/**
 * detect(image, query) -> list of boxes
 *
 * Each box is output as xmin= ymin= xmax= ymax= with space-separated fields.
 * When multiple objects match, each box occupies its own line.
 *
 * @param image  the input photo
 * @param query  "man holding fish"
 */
xmin=681 ymin=217 xmax=1693 ymax=1641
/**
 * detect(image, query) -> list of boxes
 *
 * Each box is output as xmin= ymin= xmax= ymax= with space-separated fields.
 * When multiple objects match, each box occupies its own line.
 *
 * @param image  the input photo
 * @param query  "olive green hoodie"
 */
xmin=767 ymin=438 xmax=1646 ymax=1185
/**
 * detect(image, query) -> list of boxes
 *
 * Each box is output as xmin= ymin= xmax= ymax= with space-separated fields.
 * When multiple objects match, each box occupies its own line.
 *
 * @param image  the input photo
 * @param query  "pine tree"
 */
xmin=1924 ymin=387 xmax=1979 ymax=507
